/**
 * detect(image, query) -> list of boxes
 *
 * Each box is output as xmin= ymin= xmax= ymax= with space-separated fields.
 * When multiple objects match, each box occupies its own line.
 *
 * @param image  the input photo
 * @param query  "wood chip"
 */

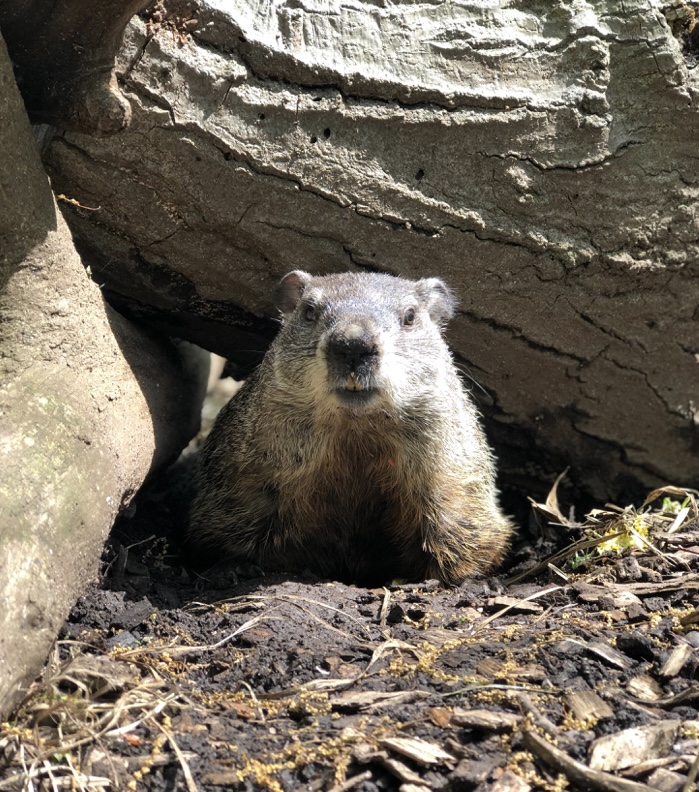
xmin=380 ymin=737 xmax=456 ymax=766
xmin=474 ymin=658 xmax=546 ymax=681
xmin=659 ymin=531 xmax=699 ymax=545
xmin=491 ymin=768 xmax=532 ymax=792
xmin=626 ymin=674 xmax=664 ymax=702
xmin=565 ymin=691 xmax=614 ymax=721
xmin=589 ymin=720 xmax=680 ymax=771
xmin=485 ymin=596 xmax=544 ymax=615
xmin=523 ymin=730 xmax=660 ymax=792
xmin=331 ymin=689 xmax=428 ymax=713
xmin=451 ymin=708 xmax=521 ymax=731
xmin=659 ymin=644 xmax=694 ymax=677
xmin=476 ymin=658 xmax=502 ymax=677
xmin=345 ymin=749 xmax=424 ymax=786
xmin=378 ymin=756 xmax=424 ymax=785
xmin=504 ymin=664 xmax=547 ymax=681
xmin=587 ymin=641 xmax=631 ymax=670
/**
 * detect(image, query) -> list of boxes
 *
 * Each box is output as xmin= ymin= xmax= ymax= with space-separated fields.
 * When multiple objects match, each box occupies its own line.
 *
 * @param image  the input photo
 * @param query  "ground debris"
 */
xmin=565 ymin=690 xmax=614 ymax=721
xmin=4 ymin=482 xmax=699 ymax=790
xmin=379 ymin=736 xmax=456 ymax=766
xmin=588 ymin=720 xmax=680 ymax=771
xmin=522 ymin=730 xmax=658 ymax=792
xmin=659 ymin=643 xmax=694 ymax=677
xmin=451 ymin=707 xmax=522 ymax=730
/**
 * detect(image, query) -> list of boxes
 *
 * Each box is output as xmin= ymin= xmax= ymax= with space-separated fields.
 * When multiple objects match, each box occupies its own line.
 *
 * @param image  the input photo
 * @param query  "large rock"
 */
xmin=44 ymin=0 xmax=699 ymax=503
xmin=0 ymin=31 xmax=208 ymax=718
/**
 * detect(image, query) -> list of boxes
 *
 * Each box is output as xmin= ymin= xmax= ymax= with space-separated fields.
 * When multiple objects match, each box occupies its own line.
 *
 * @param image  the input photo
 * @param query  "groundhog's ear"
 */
xmin=276 ymin=270 xmax=312 ymax=314
xmin=417 ymin=278 xmax=456 ymax=324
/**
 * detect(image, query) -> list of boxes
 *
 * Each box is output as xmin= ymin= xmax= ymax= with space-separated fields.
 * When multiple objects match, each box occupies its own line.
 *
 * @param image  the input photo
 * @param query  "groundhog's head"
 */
xmin=271 ymin=270 xmax=458 ymax=416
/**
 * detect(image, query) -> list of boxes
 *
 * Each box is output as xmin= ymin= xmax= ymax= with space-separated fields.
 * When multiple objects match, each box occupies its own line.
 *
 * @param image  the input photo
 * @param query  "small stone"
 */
xmin=449 ymin=755 xmax=503 ymax=785
xmin=625 ymin=602 xmax=648 ymax=623
xmin=616 ymin=556 xmax=642 ymax=581
xmin=386 ymin=604 xmax=405 ymax=624
xmin=105 ymin=630 xmax=140 ymax=650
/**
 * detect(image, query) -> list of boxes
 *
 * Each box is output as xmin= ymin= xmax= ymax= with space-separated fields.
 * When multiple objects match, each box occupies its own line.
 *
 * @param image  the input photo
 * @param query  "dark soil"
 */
xmin=2 ymin=393 xmax=699 ymax=791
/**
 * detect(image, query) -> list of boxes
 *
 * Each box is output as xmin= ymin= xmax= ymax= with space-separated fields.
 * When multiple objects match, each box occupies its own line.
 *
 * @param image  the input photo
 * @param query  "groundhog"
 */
xmin=187 ymin=270 xmax=513 ymax=586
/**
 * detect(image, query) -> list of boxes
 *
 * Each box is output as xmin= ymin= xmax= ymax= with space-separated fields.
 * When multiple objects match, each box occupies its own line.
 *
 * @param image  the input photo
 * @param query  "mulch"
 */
xmin=2 ymin=435 xmax=698 ymax=792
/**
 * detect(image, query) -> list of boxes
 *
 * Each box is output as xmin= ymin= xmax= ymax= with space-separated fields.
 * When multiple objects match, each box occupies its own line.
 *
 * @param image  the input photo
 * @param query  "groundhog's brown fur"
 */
xmin=188 ymin=270 xmax=513 ymax=586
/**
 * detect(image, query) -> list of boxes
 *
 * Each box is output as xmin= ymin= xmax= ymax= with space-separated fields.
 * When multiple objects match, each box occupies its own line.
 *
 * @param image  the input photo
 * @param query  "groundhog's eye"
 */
xmin=303 ymin=304 xmax=319 ymax=323
xmin=402 ymin=308 xmax=416 ymax=327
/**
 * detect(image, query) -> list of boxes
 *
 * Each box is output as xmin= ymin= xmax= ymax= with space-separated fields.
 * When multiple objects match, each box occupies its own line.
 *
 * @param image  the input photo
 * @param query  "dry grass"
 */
xmin=0 ymin=643 xmax=191 ymax=791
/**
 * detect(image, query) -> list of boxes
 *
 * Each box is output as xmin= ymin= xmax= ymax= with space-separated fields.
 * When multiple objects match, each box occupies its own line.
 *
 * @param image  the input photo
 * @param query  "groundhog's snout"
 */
xmin=325 ymin=320 xmax=381 ymax=395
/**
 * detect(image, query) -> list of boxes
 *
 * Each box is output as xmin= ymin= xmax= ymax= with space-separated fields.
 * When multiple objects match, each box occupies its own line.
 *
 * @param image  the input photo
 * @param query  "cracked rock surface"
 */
xmin=44 ymin=0 xmax=699 ymax=503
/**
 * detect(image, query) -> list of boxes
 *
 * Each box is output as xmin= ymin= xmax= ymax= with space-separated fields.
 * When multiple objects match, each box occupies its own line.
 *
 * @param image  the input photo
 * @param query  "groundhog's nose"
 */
xmin=326 ymin=322 xmax=381 ymax=392
xmin=327 ymin=334 xmax=379 ymax=372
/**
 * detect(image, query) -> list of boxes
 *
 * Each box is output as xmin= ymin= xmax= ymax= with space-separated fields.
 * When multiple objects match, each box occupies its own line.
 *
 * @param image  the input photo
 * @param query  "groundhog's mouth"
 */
xmin=333 ymin=387 xmax=379 ymax=409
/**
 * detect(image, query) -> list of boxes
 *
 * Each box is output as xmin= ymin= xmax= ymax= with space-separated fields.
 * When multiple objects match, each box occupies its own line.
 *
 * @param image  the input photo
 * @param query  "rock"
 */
xmin=0 ymin=33 xmax=207 ymax=718
xmin=42 ymin=0 xmax=699 ymax=504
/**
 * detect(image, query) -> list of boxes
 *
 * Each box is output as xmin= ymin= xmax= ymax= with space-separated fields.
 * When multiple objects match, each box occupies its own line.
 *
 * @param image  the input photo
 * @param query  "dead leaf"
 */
xmin=428 ymin=707 xmax=453 ymax=728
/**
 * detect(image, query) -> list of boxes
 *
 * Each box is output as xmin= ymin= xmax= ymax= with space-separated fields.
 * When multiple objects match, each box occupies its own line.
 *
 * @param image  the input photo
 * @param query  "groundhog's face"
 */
xmin=273 ymin=270 xmax=456 ymax=415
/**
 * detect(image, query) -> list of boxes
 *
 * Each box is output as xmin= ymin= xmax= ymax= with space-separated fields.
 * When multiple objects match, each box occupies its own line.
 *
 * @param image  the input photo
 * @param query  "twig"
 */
xmin=327 ymin=770 xmax=373 ymax=792
xmin=379 ymin=588 xmax=391 ymax=628
xmin=474 ymin=586 xmax=562 ymax=630
xmin=523 ymin=730 xmax=656 ymax=792
xmin=517 ymin=693 xmax=558 ymax=738
xmin=151 ymin=719 xmax=199 ymax=792
xmin=238 ymin=680 xmax=266 ymax=723
xmin=439 ymin=683 xmax=556 ymax=699
xmin=242 ymin=592 xmax=376 ymax=638
xmin=682 ymin=747 xmax=699 ymax=792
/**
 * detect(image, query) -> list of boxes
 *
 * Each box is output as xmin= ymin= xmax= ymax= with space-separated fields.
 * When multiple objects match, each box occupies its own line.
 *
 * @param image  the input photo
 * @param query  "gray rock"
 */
xmin=0 ymin=32 xmax=208 ymax=718
xmin=43 ymin=0 xmax=699 ymax=503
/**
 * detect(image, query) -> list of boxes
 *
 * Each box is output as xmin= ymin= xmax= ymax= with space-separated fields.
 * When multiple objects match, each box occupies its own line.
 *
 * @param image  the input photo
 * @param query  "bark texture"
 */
xmin=0 ymin=0 xmax=151 ymax=134
xmin=0 ymin=32 xmax=208 ymax=718
xmin=44 ymin=0 xmax=699 ymax=503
